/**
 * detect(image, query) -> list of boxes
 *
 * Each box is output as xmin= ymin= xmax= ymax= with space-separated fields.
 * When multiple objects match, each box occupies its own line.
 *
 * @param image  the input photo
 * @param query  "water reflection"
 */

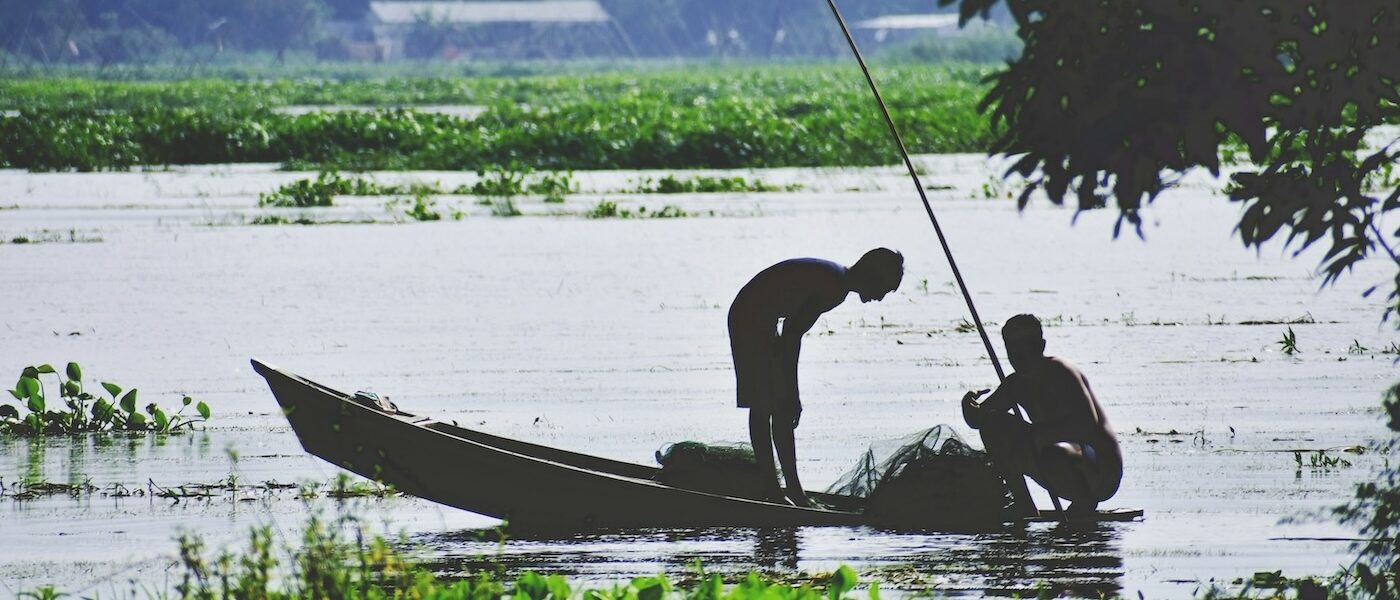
xmin=418 ymin=521 xmax=1126 ymax=596
xmin=1 ymin=431 xmax=215 ymax=488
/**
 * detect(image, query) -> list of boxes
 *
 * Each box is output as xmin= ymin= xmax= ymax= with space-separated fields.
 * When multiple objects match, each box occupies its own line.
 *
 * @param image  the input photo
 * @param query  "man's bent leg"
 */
xmin=771 ymin=417 xmax=810 ymax=507
xmin=748 ymin=409 xmax=784 ymax=501
xmin=1031 ymin=442 xmax=1097 ymax=513
xmin=978 ymin=410 xmax=1038 ymax=516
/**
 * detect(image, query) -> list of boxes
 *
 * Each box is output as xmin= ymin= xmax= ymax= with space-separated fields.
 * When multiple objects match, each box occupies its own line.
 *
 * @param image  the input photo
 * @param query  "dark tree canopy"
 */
xmin=944 ymin=0 xmax=1399 ymax=315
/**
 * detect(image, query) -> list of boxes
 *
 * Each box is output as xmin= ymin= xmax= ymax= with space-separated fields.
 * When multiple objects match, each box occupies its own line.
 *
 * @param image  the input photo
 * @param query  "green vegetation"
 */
xmin=1294 ymin=450 xmax=1353 ymax=471
xmin=585 ymin=200 xmax=688 ymax=219
xmin=630 ymin=174 xmax=798 ymax=194
xmin=0 ymin=66 xmax=995 ymax=172
xmin=1330 ymin=383 xmax=1400 ymax=597
xmin=1278 ymin=327 xmax=1300 ymax=355
xmin=249 ymin=215 xmax=319 ymax=226
xmin=587 ymin=200 xmax=623 ymax=219
xmin=532 ymin=171 xmax=577 ymax=203
xmin=402 ymin=192 xmax=444 ymax=222
xmin=1201 ymin=570 xmax=1334 ymax=599
xmin=24 ymin=510 xmax=873 ymax=599
xmin=259 ymin=171 xmax=354 ymax=207
xmin=470 ymin=168 xmax=528 ymax=197
xmin=1 ymin=362 xmax=209 ymax=435
xmin=487 ymin=197 xmax=523 ymax=218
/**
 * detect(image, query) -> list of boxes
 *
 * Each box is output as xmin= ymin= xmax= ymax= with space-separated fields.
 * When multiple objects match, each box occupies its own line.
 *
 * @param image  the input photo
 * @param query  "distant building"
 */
xmin=336 ymin=0 xmax=628 ymax=60
xmin=852 ymin=13 xmax=960 ymax=44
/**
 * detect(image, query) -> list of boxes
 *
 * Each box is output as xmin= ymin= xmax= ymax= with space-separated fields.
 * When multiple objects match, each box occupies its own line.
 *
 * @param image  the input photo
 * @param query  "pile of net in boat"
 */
xmin=653 ymin=441 xmax=769 ymax=500
xmin=823 ymin=425 xmax=1010 ymax=528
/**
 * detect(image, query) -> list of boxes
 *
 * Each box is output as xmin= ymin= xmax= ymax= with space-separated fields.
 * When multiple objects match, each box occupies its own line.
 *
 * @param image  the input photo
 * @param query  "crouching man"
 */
xmin=962 ymin=314 xmax=1122 ymax=516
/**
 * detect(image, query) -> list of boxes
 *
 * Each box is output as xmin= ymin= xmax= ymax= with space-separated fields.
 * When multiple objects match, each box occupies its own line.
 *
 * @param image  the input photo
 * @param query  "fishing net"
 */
xmin=824 ymin=425 xmax=1011 ymax=527
xmin=653 ymin=441 xmax=769 ymax=500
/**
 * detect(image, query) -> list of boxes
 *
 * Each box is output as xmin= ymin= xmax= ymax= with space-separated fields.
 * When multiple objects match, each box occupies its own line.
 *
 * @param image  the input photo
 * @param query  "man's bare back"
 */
xmin=963 ymin=314 xmax=1122 ymax=514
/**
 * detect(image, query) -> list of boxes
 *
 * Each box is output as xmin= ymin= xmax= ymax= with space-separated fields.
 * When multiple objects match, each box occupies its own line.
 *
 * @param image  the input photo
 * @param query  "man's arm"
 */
xmin=963 ymin=378 xmax=1020 ymax=429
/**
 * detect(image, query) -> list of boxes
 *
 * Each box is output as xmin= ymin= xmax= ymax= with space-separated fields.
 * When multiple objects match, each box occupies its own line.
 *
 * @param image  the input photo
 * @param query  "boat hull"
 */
xmin=252 ymin=359 xmax=1142 ymax=529
xmin=252 ymin=359 xmax=866 ymax=529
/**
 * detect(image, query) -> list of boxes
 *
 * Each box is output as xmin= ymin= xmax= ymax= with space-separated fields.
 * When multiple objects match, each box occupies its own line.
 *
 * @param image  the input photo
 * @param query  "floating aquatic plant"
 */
xmin=1 ymin=362 xmax=209 ymax=436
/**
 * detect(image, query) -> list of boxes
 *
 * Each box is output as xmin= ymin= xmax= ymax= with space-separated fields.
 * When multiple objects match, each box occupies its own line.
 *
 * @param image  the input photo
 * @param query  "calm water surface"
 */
xmin=0 ymin=156 xmax=1392 ymax=597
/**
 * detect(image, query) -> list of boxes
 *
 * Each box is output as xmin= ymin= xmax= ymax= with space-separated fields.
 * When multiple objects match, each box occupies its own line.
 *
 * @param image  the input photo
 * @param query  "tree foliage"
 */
xmin=0 ymin=0 xmax=326 ymax=64
xmin=1332 ymin=383 xmax=1400 ymax=596
xmin=944 ymin=0 xmax=1399 ymax=316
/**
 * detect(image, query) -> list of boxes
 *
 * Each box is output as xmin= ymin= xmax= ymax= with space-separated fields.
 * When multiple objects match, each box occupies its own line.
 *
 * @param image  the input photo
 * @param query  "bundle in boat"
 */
xmin=825 ymin=425 xmax=1010 ymax=529
xmin=653 ymin=441 xmax=769 ymax=500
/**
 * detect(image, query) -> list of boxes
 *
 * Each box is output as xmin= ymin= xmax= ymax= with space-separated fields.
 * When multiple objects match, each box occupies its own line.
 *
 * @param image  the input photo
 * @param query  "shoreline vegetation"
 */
xmin=13 ymin=509 xmax=1338 ymax=599
xmin=0 ymin=65 xmax=995 ymax=173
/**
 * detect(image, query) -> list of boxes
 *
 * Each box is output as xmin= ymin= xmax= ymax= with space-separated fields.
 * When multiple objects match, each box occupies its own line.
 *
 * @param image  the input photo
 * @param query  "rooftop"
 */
xmin=852 ymin=13 xmax=960 ymax=30
xmin=369 ymin=1 xmax=611 ymax=25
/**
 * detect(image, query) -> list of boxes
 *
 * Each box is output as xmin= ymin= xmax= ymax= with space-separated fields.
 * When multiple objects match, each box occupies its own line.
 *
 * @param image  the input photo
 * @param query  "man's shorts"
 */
xmin=729 ymin=322 xmax=796 ymax=415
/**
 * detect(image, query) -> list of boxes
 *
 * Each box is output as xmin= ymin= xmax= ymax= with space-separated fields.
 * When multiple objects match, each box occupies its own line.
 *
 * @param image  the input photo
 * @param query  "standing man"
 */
xmin=962 ymin=314 xmax=1122 ymax=516
xmin=729 ymin=248 xmax=904 ymax=506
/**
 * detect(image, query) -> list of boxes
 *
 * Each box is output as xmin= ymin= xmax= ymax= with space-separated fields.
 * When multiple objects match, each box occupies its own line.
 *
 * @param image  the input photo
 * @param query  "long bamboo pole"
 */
xmin=820 ymin=0 xmax=1042 ymax=515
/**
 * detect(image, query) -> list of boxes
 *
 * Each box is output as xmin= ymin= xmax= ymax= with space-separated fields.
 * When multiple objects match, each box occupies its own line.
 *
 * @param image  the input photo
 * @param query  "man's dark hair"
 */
xmin=853 ymin=247 xmax=904 ymax=290
xmin=1002 ymin=313 xmax=1043 ymax=339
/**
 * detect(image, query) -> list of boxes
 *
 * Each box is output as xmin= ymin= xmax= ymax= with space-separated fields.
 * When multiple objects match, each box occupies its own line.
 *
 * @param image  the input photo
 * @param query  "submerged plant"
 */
xmin=403 ymin=189 xmax=442 ymax=221
xmin=259 ymin=171 xmax=349 ymax=208
xmin=587 ymin=199 xmax=621 ymax=219
xmin=1295 ymin=450 xmax=1354 ymax=471
xmin=630 ymin=174 xmax=794 ymax=194
xmin=0 ymin=362 xmax=210 ymax=436
xmin=489 ymin=197 xmax=522 ymax=218
xmin=469 ymin=167 xmax=528 ymax=197
xmin=1279 ymin=327 xmax=1300 ymax=355
xmin=1331 ymin=383 xmax=1400 ymax=597
xmin=650 ymin=204 xmax=688 ymax=219
xmin=529 ymin=171 xmax=576 ymax=203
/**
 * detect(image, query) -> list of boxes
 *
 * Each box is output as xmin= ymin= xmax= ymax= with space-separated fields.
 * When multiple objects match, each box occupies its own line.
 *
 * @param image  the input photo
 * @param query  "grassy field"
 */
xmin=0 ymin=64 xmax=996 ymax=172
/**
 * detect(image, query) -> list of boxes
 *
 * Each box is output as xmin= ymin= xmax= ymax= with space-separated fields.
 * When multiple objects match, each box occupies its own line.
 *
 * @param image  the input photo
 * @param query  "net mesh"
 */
xmin=824 ymin=425 xmax=1010 ymax=527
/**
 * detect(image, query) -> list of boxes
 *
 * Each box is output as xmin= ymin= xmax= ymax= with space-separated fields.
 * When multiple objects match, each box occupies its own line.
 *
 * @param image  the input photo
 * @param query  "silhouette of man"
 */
xmin=729 ymin=248 xmax=904 ymax=506
xmin=962 ymin=314 xmax=1122 ymax=516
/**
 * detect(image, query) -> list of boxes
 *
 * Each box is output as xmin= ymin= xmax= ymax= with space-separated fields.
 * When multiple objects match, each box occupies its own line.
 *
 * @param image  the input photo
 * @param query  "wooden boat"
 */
xmin=253 ymin=359 xmax=1141 ymax=530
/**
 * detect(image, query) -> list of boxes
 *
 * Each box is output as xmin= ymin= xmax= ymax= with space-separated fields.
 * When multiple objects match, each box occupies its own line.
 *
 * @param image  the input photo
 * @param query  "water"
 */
xmin=0 ymin=155 xmax=1392 ymax=597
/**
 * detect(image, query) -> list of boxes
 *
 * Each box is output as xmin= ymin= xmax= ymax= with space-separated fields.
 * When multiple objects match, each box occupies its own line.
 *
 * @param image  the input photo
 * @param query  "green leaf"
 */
xmin=35 ymin=364 xmax=56 ymax=374
xmin=196 ymin=401 xmax=211 ymax=420
xmin=119 ymin=389 xmax=138 ymax=414
xmin=66 ymin=362 xmax=82 ymax=381
xmin=27 ymin=395 xmax=44 ymax=414
xmin=182 ymin=395 xmax=192 ymax=406
xmin=21 ymin=366 xmax=38 ymax=379
xmin=145 ymin=402 xmax=157 ymax=416
xmin=7 ymin=389 xmax=20 ymax=400
xmin=18 ymin=376 xmax=40 ymax=399
xmin=102 ymin=382 xmax=122 ymax=398
xmin=153 ymin=408 xmax=169 ymax=431
xmin=0 ymin=405 xmax=18 ymax=420
xmin=828 ymin=565 xmax=857 ymax=600
xmin=92 ymin=399 xmax=110 ymax=421
xmin=126 ymin=412 xmax=147 ymax=429
xmin=63 ymin=381 xmax=80 ymax=397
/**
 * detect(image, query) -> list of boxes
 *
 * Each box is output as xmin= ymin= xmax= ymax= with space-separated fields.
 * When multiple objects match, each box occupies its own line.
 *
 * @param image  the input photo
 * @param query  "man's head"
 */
xmin=848 ymin=248 xmax=904 ymax=302
xmin=1002 ymin=313 xmax=1046 ymax=372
